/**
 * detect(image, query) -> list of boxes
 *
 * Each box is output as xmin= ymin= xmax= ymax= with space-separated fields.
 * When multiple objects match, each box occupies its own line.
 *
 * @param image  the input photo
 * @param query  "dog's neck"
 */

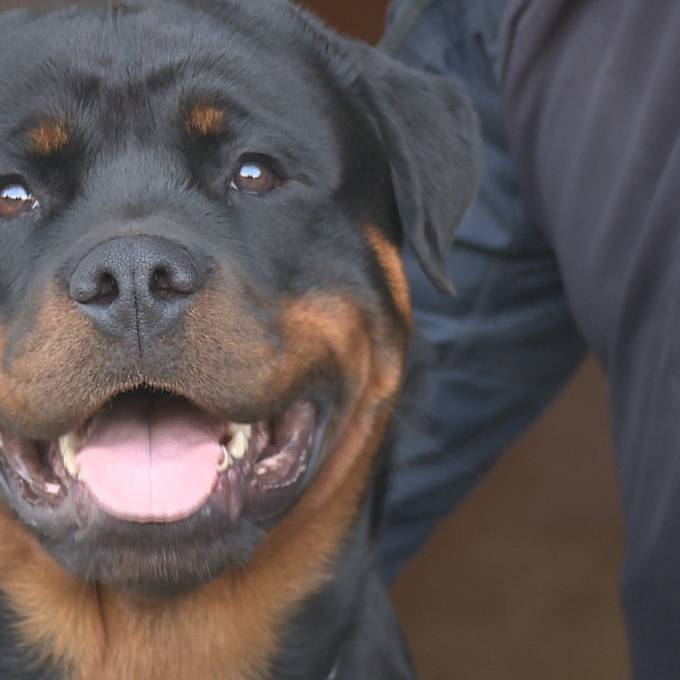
xmin=267 ymin=492 xmax=375 ymax=679
xmin=0 ymin=493 xmax=373 ymax=680
xmin=266 ymin=464 xmax=413 ymax=680
xmin=0 ymin=451 xmax=373 ymax=680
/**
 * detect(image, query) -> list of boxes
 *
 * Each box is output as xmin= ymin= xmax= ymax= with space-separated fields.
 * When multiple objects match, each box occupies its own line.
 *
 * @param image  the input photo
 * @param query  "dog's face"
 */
xmin=0 ymin=0 xmax=478 ymax=597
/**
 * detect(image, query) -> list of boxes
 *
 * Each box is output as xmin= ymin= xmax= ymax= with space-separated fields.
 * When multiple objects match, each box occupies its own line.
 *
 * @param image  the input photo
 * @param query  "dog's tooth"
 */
xmin=58 ymin=432 xmax=81 ymax=477
xmin=217 ymin=444 xmax=233 ymax=472
xmin=228 ymin=423 xmax=252 ymax=442
xmin=58 ymin=432 xmax=80 ymax=454
xmin=228 ymin=430 xmax=247 ymax=460
xmin=226 ymin=466 xmax=243 ymax=523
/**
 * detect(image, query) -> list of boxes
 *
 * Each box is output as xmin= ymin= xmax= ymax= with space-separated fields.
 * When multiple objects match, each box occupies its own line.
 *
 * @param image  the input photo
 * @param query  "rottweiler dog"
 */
xmin=0 ymin=0 xmax=479 ymax=677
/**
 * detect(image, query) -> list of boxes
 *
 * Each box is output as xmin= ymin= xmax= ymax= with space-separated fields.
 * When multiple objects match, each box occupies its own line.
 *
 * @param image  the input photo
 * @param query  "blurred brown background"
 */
xmin=300 ymin=1 xmax=630 ymax=678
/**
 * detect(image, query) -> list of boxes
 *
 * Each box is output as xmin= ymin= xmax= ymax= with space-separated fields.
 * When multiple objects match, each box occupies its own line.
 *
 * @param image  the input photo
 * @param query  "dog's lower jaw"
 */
xmin=0 ymin=379 xmax=399 ymax=680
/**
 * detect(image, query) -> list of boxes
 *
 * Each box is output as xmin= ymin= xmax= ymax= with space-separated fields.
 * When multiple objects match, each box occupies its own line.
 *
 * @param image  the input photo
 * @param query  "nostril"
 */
xmin=96 ymin=272 xmax=119 ymax=305
xmin=150 ymin=266 xmax=173 ymax=300
xmin=149 ymin=262 xmax=198 ymax=300
xmin=70 ymin=268 xmax=120 ymax=306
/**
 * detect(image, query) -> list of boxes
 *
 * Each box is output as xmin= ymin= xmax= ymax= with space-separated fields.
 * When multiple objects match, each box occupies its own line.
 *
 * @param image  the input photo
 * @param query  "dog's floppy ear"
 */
xmin=344 ymin=41 xmax=481 ymax=294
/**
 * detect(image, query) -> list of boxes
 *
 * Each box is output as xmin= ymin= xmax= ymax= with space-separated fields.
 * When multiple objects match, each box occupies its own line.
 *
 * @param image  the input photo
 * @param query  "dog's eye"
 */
xmin=230 ymin=157 xmax=281 ymax=195
xmin=0 ymin=181 xmax=39 ymax=218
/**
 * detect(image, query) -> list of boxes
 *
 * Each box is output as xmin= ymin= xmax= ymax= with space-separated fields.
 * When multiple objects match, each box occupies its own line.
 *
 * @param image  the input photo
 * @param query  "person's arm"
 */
xmin=379 ymin=0 xmax=586 ymax=578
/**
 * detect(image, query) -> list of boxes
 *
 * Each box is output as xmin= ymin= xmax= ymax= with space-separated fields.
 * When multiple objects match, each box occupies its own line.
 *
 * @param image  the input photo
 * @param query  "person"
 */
xmin=379 ymin=1 xmax=680 ymax=677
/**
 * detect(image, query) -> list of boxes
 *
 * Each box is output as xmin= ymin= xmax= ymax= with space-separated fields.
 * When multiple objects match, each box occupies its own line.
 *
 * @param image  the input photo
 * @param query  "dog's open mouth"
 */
xmin=0 ymin=389 xmax=325 ymax=526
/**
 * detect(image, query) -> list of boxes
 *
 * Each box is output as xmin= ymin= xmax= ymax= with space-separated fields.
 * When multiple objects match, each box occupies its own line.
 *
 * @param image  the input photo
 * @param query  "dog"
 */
xmin=0 ymin=1 xmax=479 ymax=677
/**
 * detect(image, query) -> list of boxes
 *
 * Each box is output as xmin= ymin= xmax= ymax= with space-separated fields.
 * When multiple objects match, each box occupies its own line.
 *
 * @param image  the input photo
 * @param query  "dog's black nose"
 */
xmin=69 ymin=236 xmax=201 ymax=341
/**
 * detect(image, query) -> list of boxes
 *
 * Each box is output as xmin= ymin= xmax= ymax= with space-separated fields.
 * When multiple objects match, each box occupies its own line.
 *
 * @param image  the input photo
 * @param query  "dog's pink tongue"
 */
xmin=77 ymin=395 xmax=221 ymax=523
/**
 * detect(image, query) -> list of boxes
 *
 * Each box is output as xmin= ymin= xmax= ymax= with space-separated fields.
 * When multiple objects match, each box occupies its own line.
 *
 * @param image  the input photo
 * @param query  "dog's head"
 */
xmin=0 ymin=0 xmax=479 ymax=596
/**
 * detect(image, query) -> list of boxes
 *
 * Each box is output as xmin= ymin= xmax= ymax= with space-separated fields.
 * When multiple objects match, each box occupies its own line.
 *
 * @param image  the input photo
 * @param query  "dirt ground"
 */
xmin=302 ymin=2 xmax=630 ymax=678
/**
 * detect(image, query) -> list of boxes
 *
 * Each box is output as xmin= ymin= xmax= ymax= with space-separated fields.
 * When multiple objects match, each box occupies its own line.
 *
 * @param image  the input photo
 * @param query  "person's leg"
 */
xmin=380 ymin=0 xmax=586 ymax=579
xmin=500 ymin=1 xmax=680 ymax=675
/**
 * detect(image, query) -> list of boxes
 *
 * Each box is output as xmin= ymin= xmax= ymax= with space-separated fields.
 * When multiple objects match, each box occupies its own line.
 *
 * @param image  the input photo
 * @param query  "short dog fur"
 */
xmin=0 ymin=1 xmax=479 ymax=677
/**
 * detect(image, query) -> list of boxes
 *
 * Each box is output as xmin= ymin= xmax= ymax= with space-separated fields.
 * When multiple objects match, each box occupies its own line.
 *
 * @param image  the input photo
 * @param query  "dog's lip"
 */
xmin=0 ymin=387 xmax=333 ymax=527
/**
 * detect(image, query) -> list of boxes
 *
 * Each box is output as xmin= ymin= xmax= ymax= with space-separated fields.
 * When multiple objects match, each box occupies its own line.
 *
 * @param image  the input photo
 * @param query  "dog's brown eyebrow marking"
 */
xmin=27 ymin=120 xmax=70 ymax=156
xmin=186 ymin=105 xmax=227 ymax=136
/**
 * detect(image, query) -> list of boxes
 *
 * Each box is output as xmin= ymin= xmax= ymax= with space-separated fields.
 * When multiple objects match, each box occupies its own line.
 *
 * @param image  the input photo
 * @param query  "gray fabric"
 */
xmin=383 ymin=0 xmax=680 ymax=676
xmin=501 ymin=2 xmax=680 ymax=676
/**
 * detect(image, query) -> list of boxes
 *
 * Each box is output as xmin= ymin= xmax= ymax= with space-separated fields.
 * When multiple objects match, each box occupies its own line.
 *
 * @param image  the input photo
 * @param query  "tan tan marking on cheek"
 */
xmin=272 ymin=294 xmax=376 ymax=403
xmin=275 ymin=292 xmax=407 ymax=506
xmin=364 ymin=225 xmax=412 ymax=326
xmin=186 ymin=105 xmax=227 ymax=136
xmin=280 ymin=295 xmax=369 ymax=367
xmin=27 ymin=121 xmax=69 ymax=155
xmin=0 ymin=286 xmax=126 ymax=436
